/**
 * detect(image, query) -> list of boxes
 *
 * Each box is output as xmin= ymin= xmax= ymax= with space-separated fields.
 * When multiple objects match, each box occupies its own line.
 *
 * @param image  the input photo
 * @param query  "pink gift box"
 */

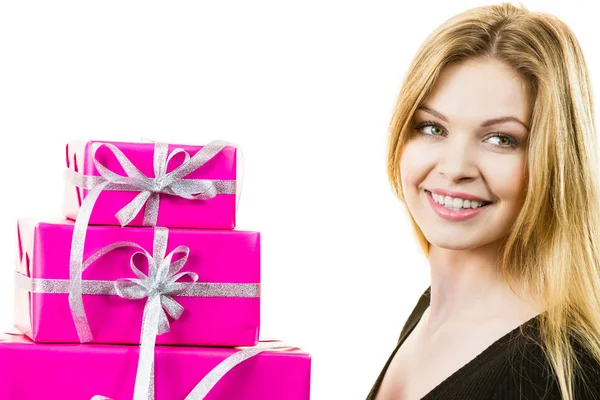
xmin=0 ymin=333 xmax=311 ymax=400
xmin=63 ymin=140 xmax=238 ymax=229
xmin=14 ymin=218 xmax=260 ymax=346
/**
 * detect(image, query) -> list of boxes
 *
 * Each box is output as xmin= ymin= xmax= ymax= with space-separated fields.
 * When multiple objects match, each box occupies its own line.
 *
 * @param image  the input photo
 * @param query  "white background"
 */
xmin=0 ymin=1 xmax=598 ymax=399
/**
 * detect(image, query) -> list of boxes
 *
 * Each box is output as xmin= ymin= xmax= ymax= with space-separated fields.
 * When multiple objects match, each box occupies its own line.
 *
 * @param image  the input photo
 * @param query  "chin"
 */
xmin=428 ymin=240 xmax=479 ymax=251
xmin=424 ymin=232 xmax=495 ymax=251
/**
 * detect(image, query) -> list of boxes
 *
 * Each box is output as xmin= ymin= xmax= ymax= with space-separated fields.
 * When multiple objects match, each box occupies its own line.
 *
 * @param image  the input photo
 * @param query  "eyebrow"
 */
xmin=416 ymin=105 xmax=530 ymax=131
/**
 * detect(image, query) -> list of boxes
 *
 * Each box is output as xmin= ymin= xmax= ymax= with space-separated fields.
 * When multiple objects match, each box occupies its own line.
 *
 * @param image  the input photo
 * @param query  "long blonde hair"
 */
xmin=388 ymin=2 xmax=600 ymax=399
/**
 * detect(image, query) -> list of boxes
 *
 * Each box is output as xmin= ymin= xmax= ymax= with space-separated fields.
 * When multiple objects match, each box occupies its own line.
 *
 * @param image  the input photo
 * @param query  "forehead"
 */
xmin=422 ymin=58 xmax=532 ymax=126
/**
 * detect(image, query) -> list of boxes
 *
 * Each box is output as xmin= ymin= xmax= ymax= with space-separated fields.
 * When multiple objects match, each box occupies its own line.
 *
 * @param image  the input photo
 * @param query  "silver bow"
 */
xmin=66 ymin=140 xmax=235 ymax=227
xmin=80 ymin=226 xmax=196 ymax=400
xmin=66 ymin=140 xmax=236 ymax=343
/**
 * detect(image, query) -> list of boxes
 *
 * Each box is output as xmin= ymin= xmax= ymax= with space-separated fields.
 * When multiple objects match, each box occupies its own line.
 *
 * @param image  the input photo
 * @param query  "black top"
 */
xmin=366 ymin=286 xmax=600 ymax=400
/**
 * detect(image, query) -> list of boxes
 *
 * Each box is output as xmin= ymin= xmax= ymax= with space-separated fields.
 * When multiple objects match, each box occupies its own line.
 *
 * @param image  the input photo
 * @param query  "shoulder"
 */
xmin=501 ymin=326 xmax=600 ymax=399
xmin=571 ymin=337 xmax=600 ymax=399
xmin=499 ymin=330 xmax=562 ymax=399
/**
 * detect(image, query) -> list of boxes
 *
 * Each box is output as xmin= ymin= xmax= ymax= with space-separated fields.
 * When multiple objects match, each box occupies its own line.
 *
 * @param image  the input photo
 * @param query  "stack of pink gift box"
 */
xmin=1 ymin=140 xmax=311 ymax=399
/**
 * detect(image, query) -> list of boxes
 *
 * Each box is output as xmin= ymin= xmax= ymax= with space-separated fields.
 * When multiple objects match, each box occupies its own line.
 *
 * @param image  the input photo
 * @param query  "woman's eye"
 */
xmin=489 ymin=136 xmax=512 ymax=146
xmin=419 ymin=124 xmax=444 ymax=136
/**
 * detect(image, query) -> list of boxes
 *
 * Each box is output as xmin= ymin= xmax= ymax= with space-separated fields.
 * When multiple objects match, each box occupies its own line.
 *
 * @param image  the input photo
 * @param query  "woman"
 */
xmin=368 ymin=3 xmax=600 ymax=400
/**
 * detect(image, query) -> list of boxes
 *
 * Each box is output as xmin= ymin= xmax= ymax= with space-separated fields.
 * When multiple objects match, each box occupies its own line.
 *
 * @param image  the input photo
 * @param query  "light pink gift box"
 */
xmin=0 ymin=334 xmax=311 ymax=400
xmin=14 ymin=218 xmax=260 ymax=346
xmin=63 ymin=140 xmax=237 ymax=229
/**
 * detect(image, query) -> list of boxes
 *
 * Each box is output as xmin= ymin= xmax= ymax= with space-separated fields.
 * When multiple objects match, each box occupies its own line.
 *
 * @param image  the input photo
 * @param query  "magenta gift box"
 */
xmin=63 ymin=140 xmax=237 ymax=229
xmin=0 ymin=334 xmax=311 ymax=400
xmin=14 ymin=218 xmax=260 ymax=346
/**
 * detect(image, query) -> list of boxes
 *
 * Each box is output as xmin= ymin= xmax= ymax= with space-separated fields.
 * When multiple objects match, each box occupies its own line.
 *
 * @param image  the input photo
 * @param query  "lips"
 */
xmin=425 ymin=189 xmax=491 ymax=222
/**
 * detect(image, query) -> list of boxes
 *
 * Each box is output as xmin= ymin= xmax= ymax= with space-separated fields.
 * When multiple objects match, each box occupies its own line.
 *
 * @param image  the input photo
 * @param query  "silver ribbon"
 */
xmin=65 ymin=140 xmax=237 ymax=343
xmin=15 ymin=274 xmax=259 ymax=298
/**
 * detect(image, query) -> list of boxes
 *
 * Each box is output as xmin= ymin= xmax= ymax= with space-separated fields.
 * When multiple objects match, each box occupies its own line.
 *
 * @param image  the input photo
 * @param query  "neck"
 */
xmin=423 ymin=239 xmax=541 ymax=335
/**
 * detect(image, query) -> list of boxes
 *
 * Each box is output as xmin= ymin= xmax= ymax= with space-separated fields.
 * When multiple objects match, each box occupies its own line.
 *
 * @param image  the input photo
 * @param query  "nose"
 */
xmin=437 ymin=134 xmax=478 ymax=183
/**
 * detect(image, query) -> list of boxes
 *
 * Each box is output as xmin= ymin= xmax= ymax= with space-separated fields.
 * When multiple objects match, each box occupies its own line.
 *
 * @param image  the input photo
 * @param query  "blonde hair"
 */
xmin=388 ymin=2 xmax=600 ymax=399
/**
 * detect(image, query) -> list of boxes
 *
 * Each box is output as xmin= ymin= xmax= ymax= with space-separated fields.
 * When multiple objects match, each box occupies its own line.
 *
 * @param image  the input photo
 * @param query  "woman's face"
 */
xmin=400 ymin=57 xmax=531 ymax=250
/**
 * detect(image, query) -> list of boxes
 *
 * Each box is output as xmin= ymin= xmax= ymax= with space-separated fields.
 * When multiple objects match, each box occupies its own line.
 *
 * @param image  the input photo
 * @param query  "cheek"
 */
xmin=400 ymin=141 xmax=431 ymax=190
xmin=487 ymin=156 xmax=527 ymax=202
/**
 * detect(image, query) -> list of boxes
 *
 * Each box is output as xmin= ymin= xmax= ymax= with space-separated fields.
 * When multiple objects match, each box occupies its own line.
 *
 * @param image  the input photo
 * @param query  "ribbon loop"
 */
xmin=114 ymin=279 xmax=149 ymax=300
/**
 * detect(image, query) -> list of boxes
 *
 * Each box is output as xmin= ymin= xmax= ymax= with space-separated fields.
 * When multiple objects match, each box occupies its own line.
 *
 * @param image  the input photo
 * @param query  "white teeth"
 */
xmin=444 ymin=196 xmax=453 ymax=208
xmin=430 ymin=191 xmax=487 ymax=210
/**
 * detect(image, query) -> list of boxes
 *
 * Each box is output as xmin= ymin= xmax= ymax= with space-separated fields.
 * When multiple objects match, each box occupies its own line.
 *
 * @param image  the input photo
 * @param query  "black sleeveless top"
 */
xmin=366 ymin=286 xmax=600 ymax=400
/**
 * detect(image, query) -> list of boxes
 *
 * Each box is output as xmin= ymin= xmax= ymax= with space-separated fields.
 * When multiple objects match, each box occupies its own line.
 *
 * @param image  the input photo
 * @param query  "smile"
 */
xmin=425 ymin=190 xmax=492 ymax=221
